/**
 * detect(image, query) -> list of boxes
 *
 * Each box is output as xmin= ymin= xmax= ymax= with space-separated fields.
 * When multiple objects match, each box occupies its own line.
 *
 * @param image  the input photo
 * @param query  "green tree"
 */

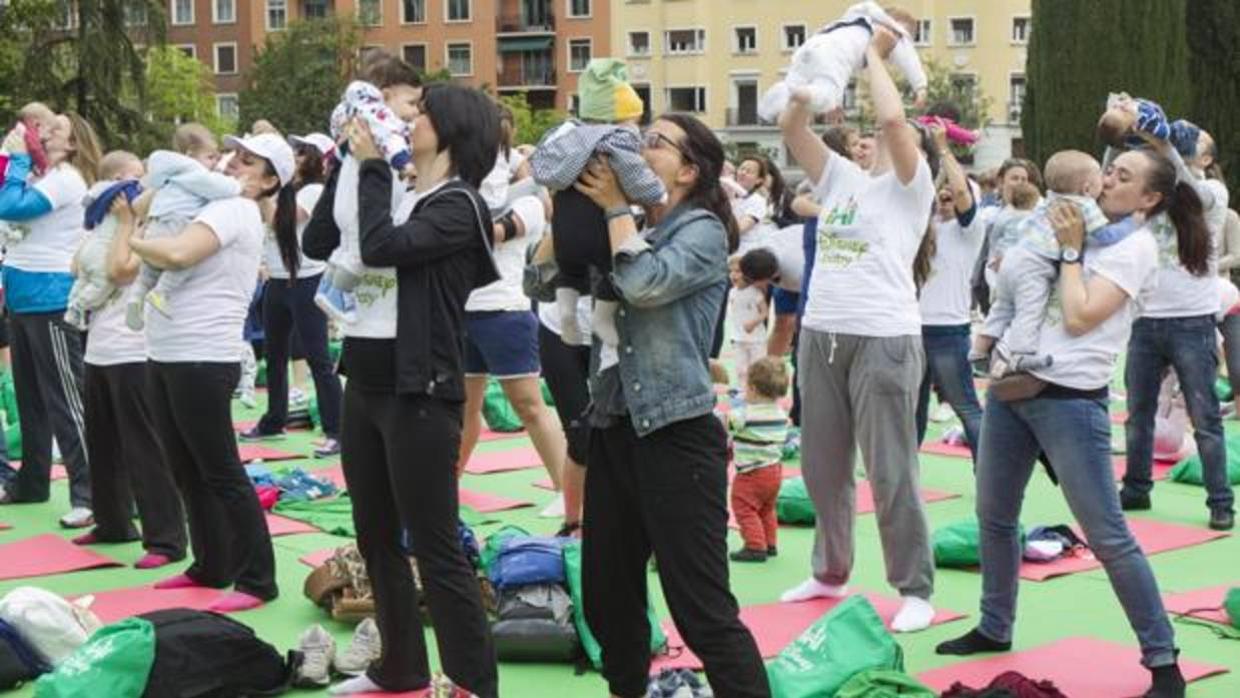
xmin=1185 ymin=0 xmax=1239 ymax=208
xmin=133 ymin=45 xmax=234 ymax=153
xmin=1023 ymin=0 xmax=1191 ymax=167
xmin=239 ymin=16 xmax=361 ymax=136
xmin=497 ymin=93 xmax=565 ymax=146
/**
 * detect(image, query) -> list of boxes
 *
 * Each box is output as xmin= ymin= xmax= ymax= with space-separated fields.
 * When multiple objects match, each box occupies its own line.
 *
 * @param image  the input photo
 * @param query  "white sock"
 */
xmin=890 ymin=596 xmax=935 ymax=633
xmin=556 ymin=288 xmax=582 ymax=344
xmin=592 ymin=300 xmax=620 ymax=347
xmin=779 ymin=578 xmax=848 ymax=603
xmin=328 ymin=675 xmax=384 ymax=695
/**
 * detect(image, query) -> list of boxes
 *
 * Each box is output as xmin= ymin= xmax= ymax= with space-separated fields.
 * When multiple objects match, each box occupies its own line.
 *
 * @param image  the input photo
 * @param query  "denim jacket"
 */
xmin=527 ymin=204 xmax=728 ymax=437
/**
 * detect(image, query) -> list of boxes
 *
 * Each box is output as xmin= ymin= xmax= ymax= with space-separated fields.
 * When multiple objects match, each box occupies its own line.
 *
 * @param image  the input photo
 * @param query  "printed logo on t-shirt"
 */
xmin=816 ymin=196 xmax=868 ymax=269
xmin=1150 ymin=215 xmax=1180 ymax=268
xmin=355 ymin=271 xmax=397 ymax=307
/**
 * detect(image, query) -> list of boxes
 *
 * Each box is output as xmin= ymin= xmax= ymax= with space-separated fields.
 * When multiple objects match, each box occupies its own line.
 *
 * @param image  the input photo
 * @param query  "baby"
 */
xmin=1097 ymin=92 xmax=1200 ymax=157
xmin=1 ymin=102 xmax=59 ymax=245
xmin=973 ymin=151 xmax=1143 ymax=376
xmin=758 ymin=2 xmax=926 ymax=123
xmin=64 ymin=151 xmax=146 ymax=330
xmin=529 ymin=58 xmax=665 ymax=348
xmin=985 ymin=182 xmax=1041 ymax=268
xmin=314 ymin=52 xmax=419 ymax=325
xmin=728 ymin=255 xmax=770 ymax=392
xmin=125 ymin=123 xmax=242 ymax=330
xmin=728 ymin=357 xmax=790 ymax=564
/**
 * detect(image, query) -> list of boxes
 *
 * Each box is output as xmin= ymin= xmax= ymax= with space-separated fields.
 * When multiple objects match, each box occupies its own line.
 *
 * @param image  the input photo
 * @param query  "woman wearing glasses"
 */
xmin=531 ymin=115 xmax=767 ymax=697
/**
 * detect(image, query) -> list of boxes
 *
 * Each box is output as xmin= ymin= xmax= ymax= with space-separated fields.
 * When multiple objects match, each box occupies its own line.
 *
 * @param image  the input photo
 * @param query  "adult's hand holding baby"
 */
xmin=110 ymin=196 xmax=134 ymax=226
xmin=1049 ymin=200 xmax=1086 ymax=252
xmin=348 ymin=118 xmax=381 ymax=161
xmin=870 ymin=24 xmax=899 ymax=59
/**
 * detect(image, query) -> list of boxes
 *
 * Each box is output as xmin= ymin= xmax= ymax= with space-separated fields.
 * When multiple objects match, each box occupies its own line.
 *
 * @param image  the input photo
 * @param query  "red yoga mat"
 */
xmin=0 ymin=534 xmax=124 ymax=581
xmin=459 ymin=489 xmax=533 ymax=513
xmin=1110 ymin=456 xmax=1175 ymax=482
xmin=1162 ymin=583 xmax=1236 ymax=625
xmin=728 ymin=480 xmax=958 ymax=529
xmin=238 ymin=444 xmax=303 ymax=463
xmin=917 ymin=637 xmax=1227 ymax=696
xmin=0 ymin=522 xmax=10 ymax=531
xmin=299 ymin=548 xmax=336 ymax=568
xmin=83 ymin=586 xmax=227 ymax=623
xmin=920 ymin=441 xmax=973 ymax=459
xmin=463 ymin=446 xmax=542 ymax=475
xmin=1111 ymin=409 xmax=1129 ymax=424
xmin=1018 ymin=518 xmax=1228 ymax=582
xmin=651 ymin=593 xmax=965 ymax=671
xmin=264 ymin=513 xmax=318 ymax=537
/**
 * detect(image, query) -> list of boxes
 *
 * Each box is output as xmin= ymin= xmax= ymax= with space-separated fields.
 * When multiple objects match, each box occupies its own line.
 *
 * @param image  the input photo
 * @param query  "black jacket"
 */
xmin=303 ymin=159 xmax=499 ymax=401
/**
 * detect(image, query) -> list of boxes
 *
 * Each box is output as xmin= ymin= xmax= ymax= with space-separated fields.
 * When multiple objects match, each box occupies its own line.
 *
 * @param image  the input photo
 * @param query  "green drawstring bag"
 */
xmin=328 ymin=340 xmax=343 ymax=366
xmin=1169 ymin=446 xmax=1240 ymax=486
xmin=541 ymin=379 xmax=556 ymax=408
xmin=1215 ymin=377 xmax=1233 ymax=402
xmin=482 ymin=378 xmax=523 ymax=433
xmin=480 ymin=525 xmax=529 ymax=579
xmin=932 ymin=519 xmax=1025 ymax=568
xmin=1225 ymin=588 xmax=1240 ymax=629
xmin=767 ymin=595 xmax=903 ymax=698
xmin=34 ymin=618 xmax=156 ymax=698
xmin=836 ymin=669 xmax=937 ymax=698
xmin=776 ymin=477 xmax=816 ymax=525
xmin=0 ymin=370 xmax=21 ymax=460
xmin=562 ymin=540 xmax=666 ymax=670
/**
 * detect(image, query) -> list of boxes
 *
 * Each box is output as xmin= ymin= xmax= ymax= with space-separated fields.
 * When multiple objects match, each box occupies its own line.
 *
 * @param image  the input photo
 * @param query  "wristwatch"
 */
xmin=1060 ymin=247 xmax=1081 ymax=264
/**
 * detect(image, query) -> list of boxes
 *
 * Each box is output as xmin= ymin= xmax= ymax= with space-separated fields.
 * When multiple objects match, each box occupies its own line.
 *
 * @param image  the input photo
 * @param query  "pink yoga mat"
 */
xmin=917 ymin=637 xmax=1227 ymax=696
xmin=459 ymin=489 xmax=533 ymax=513
xmin=1163 ymin=583 xmax=1236 ymax=625
xmin=463 ymin=446 xmax=542 ymax=475
xmin=480 ymin=428 xmax=525 ymax=443
xmin=265 ymin=513 xmax=318 ymax=537
xmin=85 ymin=586 xmax=227 ymax=623
xmin=0 ymin=522 xmax=10 ymax=531
xmin=920 ymin=441 xmax=972 ymax=459
xmin=1111 ymin=409 xmax=1129 ymax=424
xmin=300 ymin=548 xmax=336 ymax=568
xmin=652 ymin=593 xmax=965 ymax=671
xmin=238 ymin=444 xmax=302 ymax=463
xmin=0 ymin=534 xmax=123 ymax=581
xmin=1019 ymin=518 xmax=1228 ymax=582
xmin=728 ymin=480 xmax=957 ymax=529
xmin=1110 ymin=456 xmax=1175 ymax=482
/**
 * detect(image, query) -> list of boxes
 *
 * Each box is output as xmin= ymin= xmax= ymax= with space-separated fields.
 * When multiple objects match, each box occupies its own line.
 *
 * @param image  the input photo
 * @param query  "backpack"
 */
xmin=776 ymin=477 xmax=816 ymax=525
xmin=138 ymin=609 xmax=298 ymax=698
xmin=489 ymin=537 xmax=567 ymax=590
xmin=0 ymin=617 xmax=50 ymax=690
xmin=303 ymin=542 xmax=398 ymax=622
xmin=561 ymin=540 xmax=667 ymax=672
xmin=0 ymin=588 xmax=102 ymax=665
xmin=491 ymin=584 xmax=579 ymax=662
xmin=481 ymin=525 xmax=529 ymax=578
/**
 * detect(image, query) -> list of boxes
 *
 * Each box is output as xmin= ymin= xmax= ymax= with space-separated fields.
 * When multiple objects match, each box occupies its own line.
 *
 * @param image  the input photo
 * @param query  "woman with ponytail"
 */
xmin=241 ymin=135 xmax=344 ymax=458
xmin=559 ymin=111 xmax=766 ymax=697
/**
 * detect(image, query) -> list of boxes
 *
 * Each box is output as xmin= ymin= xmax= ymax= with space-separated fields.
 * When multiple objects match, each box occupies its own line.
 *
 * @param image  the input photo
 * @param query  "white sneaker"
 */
xmin=294 ymin=624 xmax=336 ymax=687
xmin=779 ymin=578 xmax=848 ymax=603
xmin=290 ymin=388 xmax=308 ymax=409
xmin=890 ymin=596 xmax=935 ymax=633
xmin=333 ymin=617 xmax=381 ymax=676
xmin=929 ymin=403 xmax=955 ymax=423
xmin=539 ymin=494 xmax=566 ymax=519
xmin=59 ymin=507 xmax=94 ymax=529
xmin=239 ymin=390 xmax=258 ymax=410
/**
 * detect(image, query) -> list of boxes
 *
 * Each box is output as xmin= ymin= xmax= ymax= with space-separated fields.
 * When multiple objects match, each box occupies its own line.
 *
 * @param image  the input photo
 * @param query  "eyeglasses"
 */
xmin=642 ymin=130 xmax=688 ymax=158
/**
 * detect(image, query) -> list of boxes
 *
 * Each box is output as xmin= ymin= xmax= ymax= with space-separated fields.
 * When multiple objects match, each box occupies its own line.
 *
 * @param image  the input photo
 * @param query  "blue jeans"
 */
xmin=1124 ymin=315 xmax=1234 ymax=512
xmin=916 ymin=325 xmax=984 ymax=458
xmin=976 ymin=392 xmax=1177 ymax=668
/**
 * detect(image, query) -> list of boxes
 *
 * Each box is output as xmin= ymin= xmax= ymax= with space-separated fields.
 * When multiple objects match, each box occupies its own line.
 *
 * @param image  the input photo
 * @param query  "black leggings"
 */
xmin=257 ymin=273 xmax=343 ymax=437
xmin=147 ymin=361 xmax=277 ymax=600
xmin=538 ymin=323 xmax=591 ymax=465
xmin=340 ymin=384 xmax=498 ymax=696
xmin=552 ymin=187 xmax=617 ymax=301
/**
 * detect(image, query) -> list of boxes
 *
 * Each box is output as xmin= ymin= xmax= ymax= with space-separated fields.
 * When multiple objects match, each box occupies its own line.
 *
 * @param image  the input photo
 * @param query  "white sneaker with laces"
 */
xmin=294 ymin=624 xmax=336 ymax=687
xmin=59 ymin=507 xmax=94 ymax=529
xmin=334 ymin=617 xmax=381 ymax=676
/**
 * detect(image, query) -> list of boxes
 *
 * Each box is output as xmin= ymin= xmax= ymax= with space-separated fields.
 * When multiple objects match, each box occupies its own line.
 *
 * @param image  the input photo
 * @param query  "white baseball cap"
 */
xmin=223 ymin=133 xmax=296 ymax=187
xmin=288 ymin=133 xmax=336 ymax=158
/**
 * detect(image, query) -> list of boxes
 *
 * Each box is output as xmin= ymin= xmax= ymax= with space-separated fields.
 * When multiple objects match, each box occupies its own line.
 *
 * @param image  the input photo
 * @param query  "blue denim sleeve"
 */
xmin=611 ymin=214 xmax=727 ymax=308
xmin=0 ymin=155 xmax=53 ymax=222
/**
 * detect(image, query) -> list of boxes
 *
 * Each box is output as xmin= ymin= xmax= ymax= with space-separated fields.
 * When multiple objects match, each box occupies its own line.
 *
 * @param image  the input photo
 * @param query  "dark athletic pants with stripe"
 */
xmin=6 ymin=312 xmax=90 ymax=506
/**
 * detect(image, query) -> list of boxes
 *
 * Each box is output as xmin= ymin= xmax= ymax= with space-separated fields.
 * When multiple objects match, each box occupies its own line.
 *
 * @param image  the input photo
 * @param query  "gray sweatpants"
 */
xmin=797 ymin=329 xmax=934 ymax=599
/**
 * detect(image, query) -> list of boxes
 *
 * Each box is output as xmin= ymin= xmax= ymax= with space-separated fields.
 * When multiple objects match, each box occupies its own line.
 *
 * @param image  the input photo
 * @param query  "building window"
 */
xmin=214 ymin=43 xmax=237 ymax=74
xmin=666 ymin=86 xmax=706 ymax=113
xmin=951 ymin=73 xmax=978 ymax=102
xmin=782 ymin=24 xmax=806 ymax=51
xmin=567 ymin=0 xmax=590 ymax=18
xmin=446 ymin=0 xmax=470 ymax=22
xmin=401 ymin=0 xmax=425 ymax=23
xmin=266 ymin=0 xmax=286 ymax=29
xmin=303 ymin=0 xmax=329 ymax=19
xmin=402 ymin=44 xmax=427 ymax=71
xmin=124 ymin=2 xmax=149 ymax=26
xmin=1009 ymin=74 xmax=1026 ymax=122
xmin=1011 ymin=16 xmax=1030 ymax=44
xmin=358 ymin=0 xmax=382 ymax=25
xmin=569 ymin=94 xmax=581 ymax=115
xmin=949 ymin=17 xmax=975 ymax=46
xmin=913 ymin=19 xmax=931 ymax=46
xmin=734 ymin=26 xmax=756 ymax=54
xmin=664 ymin=29 xmax=705 ymax=55
xmin=447 ymin=42 xmax=472 ymax=75
xmin=171 ymin=0 xmax=194 ymax=26
xmin=568 ymin=38 xmax=592 ymax=72
xmin=176 ymin=44 xmax=197 ymax=59
xmin=628 ymin=31 xmax=650 ymax=56
xmin=216 ymin=94 xmax=239 ymax=121
xmin=213 ymin=0 xmax=235 ymax=23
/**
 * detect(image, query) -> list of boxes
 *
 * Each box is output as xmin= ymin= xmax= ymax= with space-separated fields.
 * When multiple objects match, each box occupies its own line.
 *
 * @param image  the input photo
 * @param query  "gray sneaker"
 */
xmin=59 ymin=507 xmax=94 ymax=529
xmin=294 ymin=624 xmax=336 ymax=687
xmin=333 ymin=617 xmax=381 ymax=676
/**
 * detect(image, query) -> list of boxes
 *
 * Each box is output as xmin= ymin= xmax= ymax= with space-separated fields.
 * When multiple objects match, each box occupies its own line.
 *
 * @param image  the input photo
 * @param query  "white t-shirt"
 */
xmin=1202 ymin=179 xmax=1230 ymax=243
xmin=1030 ymin=228 xmax=1159 ymax=390
xmin=752 ymin=224 xmax=806 ymax=293
xmin=802 ymin=156 xmax=935 ymax=337
xmin=264 ymin=184 xmax=328 ymax=280
xmin=466 ymin=194 xmax=545 ymax=312
xmin=919 ymin=204 xmax=986 ymax=326
xmin=1140 ymin=213 xmax=1219 ymax=318
xmin=6 ymin=164 xmax=88 ymax=273
xmin=730 ymin=285 xmax=767 ymax=343
xmin=145 ymin=198 xmax=263 ymax=362
xmin=537 ymin=299 xmax=593 ymax=347
xmin=85 ymin=286 xmax=146 ymax=366
xmin=732 ymin=191 xmax=768 ymax=228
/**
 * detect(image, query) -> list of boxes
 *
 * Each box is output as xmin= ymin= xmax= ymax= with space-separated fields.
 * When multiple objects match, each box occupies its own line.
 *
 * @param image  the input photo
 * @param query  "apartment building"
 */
xmin=164 ymin=0 xmax=611 ymax=122
xmin=611 ymin=0 xmax=1032 ymax=170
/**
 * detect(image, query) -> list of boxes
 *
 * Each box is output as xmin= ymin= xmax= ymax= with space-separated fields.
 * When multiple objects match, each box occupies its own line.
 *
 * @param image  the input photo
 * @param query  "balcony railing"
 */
xmin=498 ymin=66 xmax=557 ymax=88
xmin=496 ymin=14 xmax=555 ymax=34
xmin=725 ymin=107 xmax=761 ymax=127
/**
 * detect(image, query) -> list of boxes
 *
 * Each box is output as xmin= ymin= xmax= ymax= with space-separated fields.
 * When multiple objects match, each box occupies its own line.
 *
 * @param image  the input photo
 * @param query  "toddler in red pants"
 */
xmin=729 ymin=357 xmax=790 ymax=563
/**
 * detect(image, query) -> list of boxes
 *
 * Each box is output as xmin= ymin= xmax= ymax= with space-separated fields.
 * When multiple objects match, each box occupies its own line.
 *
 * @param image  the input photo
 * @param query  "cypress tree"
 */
xmin=1023 ymin=0 xmax=1191 ymax=167
xmin=1186 ymin=0 xmax=1240 ymax=206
